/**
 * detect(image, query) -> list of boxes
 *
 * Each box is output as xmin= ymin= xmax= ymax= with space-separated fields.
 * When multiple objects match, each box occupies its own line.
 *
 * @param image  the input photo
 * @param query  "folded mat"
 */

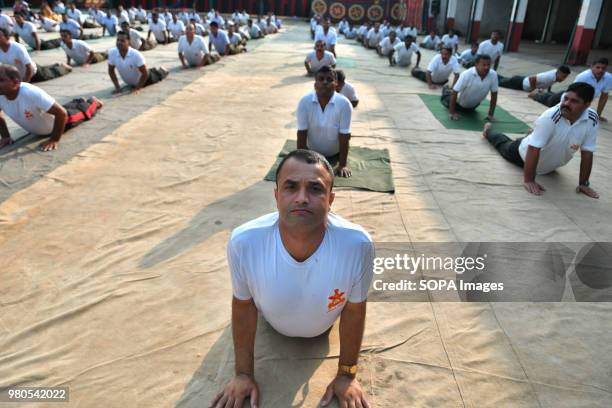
xmin=264 ymin=139 xmax=395 ymax=193
xmin=419 ymin=93 xmax=531 ymax=134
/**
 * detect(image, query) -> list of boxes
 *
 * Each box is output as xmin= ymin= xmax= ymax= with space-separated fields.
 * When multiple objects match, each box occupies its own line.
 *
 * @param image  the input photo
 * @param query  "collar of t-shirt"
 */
xmin=311 ymin=90 xmax=338 ymax=108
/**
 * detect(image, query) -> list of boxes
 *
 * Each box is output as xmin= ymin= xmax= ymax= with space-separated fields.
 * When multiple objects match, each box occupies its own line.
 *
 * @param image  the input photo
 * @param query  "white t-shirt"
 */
xmin=314 ymin=28 xmax=337 ymax=49
xmin=441 ymin=34 xmax=459 ymax=49
xmin=0 ymin=14 xmax=13 ymax=34
xmin=209 ymin=30 xmax=230 ymax=54
xmin=0 ymin=42 xmax=37 ymax=80
xmin=14 ymin=22 xmax=38 ymax=50
xmin=477 ymin=39 xmax=504 ymax=61
xmin=344 ymin=27 xmax=357 ymax=39
xmin=366 ymin=29 xmax=383 ymax=48
xmin=40 ymin=17 xmax=59 ymax=32
xmin=379 ymin=36 xmax=400 ymax=55
xmin=453 ymin=67 xmax=498 ymax=109
xmin=248 ymin=24 xmax=261 ymax=38
xmin=228 ymin=32 xmax=242 ymax=45
xmin=522 ymin=69 xmax=557 ymax=91
xmin=178 ymin=35 xmax=209 ymax=66
xmin=168 ymin=20 xmax=185 ymax=39
xmin=573 ymin=69 xmax=612 ymax=98
xmin=296 ymin=90 xmax=353 ymax=157
xmin=108 ymin=47 xmax=146 ymax=87
xmin=427 ymin=54 xmax=460 ymax=83
xmin=61 ymin=39 xmax=92 ymax=65
xmin=59 ymin=18 xmax=81 ymax=38
xmin=127 ymin=28 xmax=144 ymax=50
xmin=459 ymin=49 xmax=477 ymax=64
xmin=67 ymin=8 xmax=82 ymax=23
xmin=393 ymin=42 xmax=419 ymax=66
xmin=228 ymin=212 xmax=373 ymax=338
xmin=305 ymin=50 xmax=336 ymax=72
xmin=148 ymin=20 xmax=167 ymax=42
xmin=339 ymin=81 xmax=358 ymax=102
xmin=422 ymin=35 xmax=440 ymax=48
xmin=519 ymin=105 xmax=599 ymax=175
xmin=102 ymin=15 xmax=118 ymax=32
xmin=0 ymin=83 xmax=55 ymax=135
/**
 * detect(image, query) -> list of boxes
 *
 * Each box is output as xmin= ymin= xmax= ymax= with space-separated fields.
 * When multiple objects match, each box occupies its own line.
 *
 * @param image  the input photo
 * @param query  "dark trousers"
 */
xmin=486 ymin=132 xmax=525 ymax=167
xmin=440 ymin=85 xmax=477 ymax=112
xmin=82 ymin=20 xmax=98 ymax=29
xmin=532 ymin=91 xmax=563 ymax=107
xmin=90 ymin=51 xmax=108 ymax=63
xmin=64 ymin=97 xmax=101 ymax=130
xmin=141 ymin=40 xmax=156 ymax=51
xmin=31 ymin=63 xmax=72 ymax=83
xmin=81 ymin=33 xmax=102 ymax=41
xmin=411 ymin=67 xmax=448 ymax=85
xmin=40 ymin=38 xmax=62 ymax=50
xmin=144 ymin=67 xmax=168 ymax=86
xmin=498 ymin=75 xmax=525 ymax=90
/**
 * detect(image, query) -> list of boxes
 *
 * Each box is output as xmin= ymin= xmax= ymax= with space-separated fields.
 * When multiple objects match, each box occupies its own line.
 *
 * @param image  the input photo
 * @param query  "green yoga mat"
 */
xmin=336 ymin=57 xmax=356 ymax=68
xmin=419 ymin=93 xmax=530 ymax=134
xmin=264 ymin=140 xmax=395 ymax=193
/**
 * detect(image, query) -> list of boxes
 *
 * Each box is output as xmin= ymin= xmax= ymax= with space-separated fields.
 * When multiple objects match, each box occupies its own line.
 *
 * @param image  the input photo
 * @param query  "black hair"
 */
xmin=336 ymin=69 xmax=346 ymax=83
xmin=558 ymin=65 xmax=570 ymax=74
xmin=593 ymin=57 xmax=609 ymax=66
xmin=441 ymin=47 xmax=453 ymax=54
xmin=475 ymin=54 xmax=492 ymax=63
xmin=566 ymin=82 xmax=595 ymax=104
xmin=275 ymin=149 xmax=334 ymax=190
xmin=315 ymin=65 xmax=337 ymax=80
xmin=0 ymin=27 xmax=9 ymax=38
xmin=59 ymin=29 xmax=73 ymax=36
xmin=210 ymin=21 xmax=219 ymax=28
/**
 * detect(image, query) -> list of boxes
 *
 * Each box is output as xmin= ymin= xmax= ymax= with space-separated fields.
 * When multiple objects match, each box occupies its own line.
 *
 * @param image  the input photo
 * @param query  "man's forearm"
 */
xmin=338 ymin=134 xmax=350 ymax=167
xmin=109 ymin=69 xmax=120 ymax=90
xmin=232 ymin=297 xmax=258 ymax=376
xmin=297 ymin=130 xmax=308 ymax=149
xmin=136 ymin=70 xmax=148 ymax=89
xmin=0 ymin=118 xmax=12 ymax=139
xmin=449 ymin=91 xmax=458 ymax=114
xmin=523 ymin=146 xmax=540 ymax=182
xmin=597 ymin=93 xmax=608 ymax=116
xmin=579 ymin=151 xmax=593 ymax=184
xmin=426 ymin=71 xmax=433 ymax=86
xmin=489 ymin=92 xmax=497 ymax=116
xmin=49 ymin=111 xmax=67 ymax=142
xmin=24 ymin=65 xmax=33 ymax=83
xmin=338 ymin=302 xmax=367 ymax=371
xmin=416 ymin=52 xmax=421 ymax=67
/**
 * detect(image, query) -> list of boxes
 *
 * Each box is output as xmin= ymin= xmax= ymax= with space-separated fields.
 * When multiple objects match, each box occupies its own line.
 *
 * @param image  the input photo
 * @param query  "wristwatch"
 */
xmin=579 ymin=180 xmax=590 ymax=187
xmin=338 ymin=364 xmax=358 ymax=377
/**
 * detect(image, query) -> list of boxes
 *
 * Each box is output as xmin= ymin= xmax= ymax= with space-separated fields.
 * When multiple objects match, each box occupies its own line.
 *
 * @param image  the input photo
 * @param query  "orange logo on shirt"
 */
xmin=24 ymin=110 xmax=32 ymax=119
xmin=327 ymin=288 xmax=346 ymax=312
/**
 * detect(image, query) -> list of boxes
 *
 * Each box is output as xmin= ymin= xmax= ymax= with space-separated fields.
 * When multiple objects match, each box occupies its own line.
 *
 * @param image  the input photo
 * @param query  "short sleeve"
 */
xmin=227 ymin=240 xmax=252 ymax=300
xmin=528 ymin=115 xmax=556 ymax=148
xmin=393 ymin=42 xmax=402 ymax=52
xmin=201 ymin=38 xmax=210 ymax=54
xmin=451 ymin=57 xmax=460 ymax=73
xmin=604 ymin=75 xmax=612 ymax=93
xmin=477 ymin=42 xmax=485 ymax=55
xmin=107 ymin=49 xmax=116 ymax=66
xmin=453 ymin=71 xmax=467 ymax=92
xmin=582 ymin=116 xmax=598 ymax=152
xmin=178 ymin=38 xmax=185 ymax=52
xmin=348 ymin=240 xmax=374 ymax=303
xmin=304 ymin=51 xmax=312 ymax=63
xmin=34 ymin=87 xmax=56 ymax=112
xmin=134 ymin=51 xmax=145 ymax=67
xmin=296 ymin=96 xmax=310 ymax=131
xmin=339 ymin=98 xmax=352 ymax=134
xmin=329 ymin=53 xmax=336 ymax=66
xmin=330 ymin=32 xmax=337 ymax=45
xmin=19 ymin=46 xmax=33 ymax=65
xmin=490 ymin=71 xmax=499 ymax=92
xmin=427 ymin=55 xmax=438 ymax=72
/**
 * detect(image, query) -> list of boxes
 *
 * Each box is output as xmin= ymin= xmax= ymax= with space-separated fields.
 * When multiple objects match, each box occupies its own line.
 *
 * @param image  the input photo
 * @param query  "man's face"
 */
xmin=315 ymin=41 xmax=325 ymax=52
xmin=116 ymin=34 xmax=129 ymax=52
xmin=560 ymin=91 xmax=589 ymax=118
xmin=186 ymin=24 xmax=194 ymax=38
xmin=274 ymin=158 xmax=334 ymax=229
xmin=15 ymin=15 xmax=24 ymax=25
xmin=60 ymin=31 xmax=72 ymax=43
xmin=556 ymin=70 xmax=569 ymax=82
xmin=491 ymin=31 xmax=499 ymax=42
xmin=389 ymin=32 xmax=396 ymax=42
xmin=314 ymin=71 xmax=336 ymax=98
xmin=211 ymin=25 xmax=218 ymax=34
xmin=0 ymin=31 xmax=8 ymax=46
xmin=471 ymin=44 xmax=478 ymax=53
xmin=475 ymin=58 xmax=491 ymax=76
xmin=152 ymin=14 xmax=158 ymax=22
xmin=429 ymin=31 xmax=435 ymax=38
xmin=62 ymin=14 xmax=68 ymax=22
xmin=591 ymin=62 xmax=607 ymax=79
xmin=173 ymin=15 xmax=177 ymax=22
xmin=0 ymin=73 xmax=20 ymax=95
xmin=441 ymin=48 xmax=451 ymax=63
xmin=374 ymin=23 xmax=380 ymax=32
xmin=121 ymin=22 xmax=129 ymax=32
xmin=405 ymin=37 xmax=413 ymax=47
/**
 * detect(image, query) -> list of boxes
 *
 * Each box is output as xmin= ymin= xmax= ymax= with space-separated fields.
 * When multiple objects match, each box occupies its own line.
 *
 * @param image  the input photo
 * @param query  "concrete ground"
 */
xmin=1 ymin=20 xmax=611 ymax=408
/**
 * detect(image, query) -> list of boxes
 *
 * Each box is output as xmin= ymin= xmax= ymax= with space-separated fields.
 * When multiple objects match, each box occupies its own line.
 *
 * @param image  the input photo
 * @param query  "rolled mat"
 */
xmin=419 ymin=93 xmax=530 ymax=134
xmin=264 ymin=139 xmax=395 ymax=193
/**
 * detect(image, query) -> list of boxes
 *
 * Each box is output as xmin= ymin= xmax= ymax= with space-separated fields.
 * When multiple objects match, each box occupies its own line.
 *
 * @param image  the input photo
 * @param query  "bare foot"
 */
xmin=527 ymin=90 xmax=537 ymax=99
xmin=483 ymin=122 xmax=492 ymax=139
xmin=91 ymin=96 xmax=104 ymax=109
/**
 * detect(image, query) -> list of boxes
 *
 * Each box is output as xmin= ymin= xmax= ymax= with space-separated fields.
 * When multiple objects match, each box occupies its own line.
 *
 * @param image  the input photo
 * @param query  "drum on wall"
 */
xmin=367 ymin=4 xmax=384 ymax=21
xmin=390 ymin=1 xmax=407 ymax=22
xmin=312 ymin=0 xmax=328 ymax=15
xmin=348 ymin=4 xmax=365 ymax=21
xmin=329 ymin=2 xmax=347 ymax=19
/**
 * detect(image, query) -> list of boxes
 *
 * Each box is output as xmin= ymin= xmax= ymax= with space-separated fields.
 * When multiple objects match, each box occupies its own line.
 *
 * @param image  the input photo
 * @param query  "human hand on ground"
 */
xmin=0 ymin=137 xmax=14 ymax=149
xmin=321 ymin=375 xmax=370 ymax=408
xmin=335 ymin=166 xmax=352 ymax=178
xmin=576 ymin=185 xmax=599 ymax=199
xmin=39 ymin=139 xmax=59 ymax=152
xmin=524 ymin=181 xmax=546 ymax=195
xmin=449 ymin=112 xmax=460 ymax=121
xmin=209 ymin=374 xmax=259 ymax=408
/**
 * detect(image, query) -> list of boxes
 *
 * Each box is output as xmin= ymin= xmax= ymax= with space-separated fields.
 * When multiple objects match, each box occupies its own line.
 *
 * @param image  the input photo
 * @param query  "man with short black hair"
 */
xmin=304 ymin=40 xmax=336 ymax=76
xmin=314 ymin=19 xmax=337 ymax=56
xmin=178 ymin=23 xmax=213 ymax=68
xmin=208 ymin=21 xmax=230 ymax=56
xmin=419 ymin=31 xmax=440 ymax=50
xmin=458 ymin=42 xmax=478 ymax=68
xmin=60 ymin=29 xmax=107 ymax=66
xmin=365 ymin=22 xmax=383 ymax=50
xmin=335 ymin=69 xmax=358 ymax=108
xmin=148 ymin=12 xmax=171 ymax=44
xmin=411 ymin=47 xmax=459 ymax=89
xmin=573 ymin=58 xmax=611 ymax=122
xmin=377 ymin=30 xmax=400 ymax=57
xmin=389 ymin=35 xmax=420 ymax=67
xmin=296 ymin=66 xmax=353 ymax=178
xmin=498 ymin=65 xmax=570 ymax=92
xmin=477 ymin=30 xmax=503 ymax=70
xmin=108 ymin=31 xmax=168 ymax=94
xmin=211 ymin=148 xmax=373 ymax=408
xmin=60 ymin=12 xmax=83 ymax=39
xmin=440 ymin=28 xmax=459 ymax=53
xmin=120 ymin=21 xmax=154 ymax=51
xmin=13 ymin=13 xmax=43 ymax=50
xmin=0 ymin=64 xmax=103 ymax=152
xmin=484 ymin=82 xmax=600 ymax=198
xmin=443 ymin=54 xmax=498 ymax=121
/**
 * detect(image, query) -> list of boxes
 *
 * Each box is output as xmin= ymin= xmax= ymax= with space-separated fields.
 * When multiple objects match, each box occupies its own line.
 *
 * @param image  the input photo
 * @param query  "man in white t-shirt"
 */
xmin=168 ymin=14 xmax=185 ymax=40
xmin=314 ymin=20 xmax=337 ymax=56
xmin=211 ymin=148 xmax=373 ymax=408
xmin=389 ymin=35 xmax=421 ymax=68
xmin=13 ymin=13 xmax=41 ymax=51
xmin=443 ymin=54 xmax=498 ymax=120
xmin=66 ymin=3 xmax=83 ymax=25
xmin=377 ymin=30 xmax=400 ymax=57
xmin=0 ymin=10 xmax=14 ymax=35
xmin=304 ymin=40 xmax=336 ymax=76
xmin=411 ymin=47 xmax=459 ymax=89
xmin=440 ymin=29 xmax=459 ymax=53
xmin=419 ymin=31 xmax=440 ymax=50
xmin=458 ymin=42 xmax=478 ymax=68
xmin=335 ymin=70 xmax=358 ymax=108
xmin=108 ymin=31 xmax=168 ymax=94
xmin=573 ymin=58 xmax=611 ymax=122
xmin=120 ymin=21 xmax=154 ymax=51
xmin=178 ymin=24 xmax=212 ymax=68
xmin=297 ymin=66 xmax=353 ymax=177
xmin=365 ymin=23 xmax=383 ymax=50
xmin=477 ymin=30 xmax=504 ymax=70
xmin=59 ymin=13 xmax=83 ymax=39
xmin=227 ymin=25 xmax=247 ymax=53
xmin=483 ymin=82 xmax=600 ymax=198
xmin=247 ymin=18 xmax=263 ymax=39
xmin=0 ymin=64 xmax=103 ymax=151
xmin=147 ymin=13 xmax=171 ymax=44
xmin=101 ymin=9 xmax=118 ymax=36
xmin=208 ymin=21 xmax=230 ymax=56
xmin=498 ymin=65 xmax=570 ymax=93
xmin=60 ymin=29 xmax=107 ymax=66
xmin=344 ymin=23 xmax=357 ymax=39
